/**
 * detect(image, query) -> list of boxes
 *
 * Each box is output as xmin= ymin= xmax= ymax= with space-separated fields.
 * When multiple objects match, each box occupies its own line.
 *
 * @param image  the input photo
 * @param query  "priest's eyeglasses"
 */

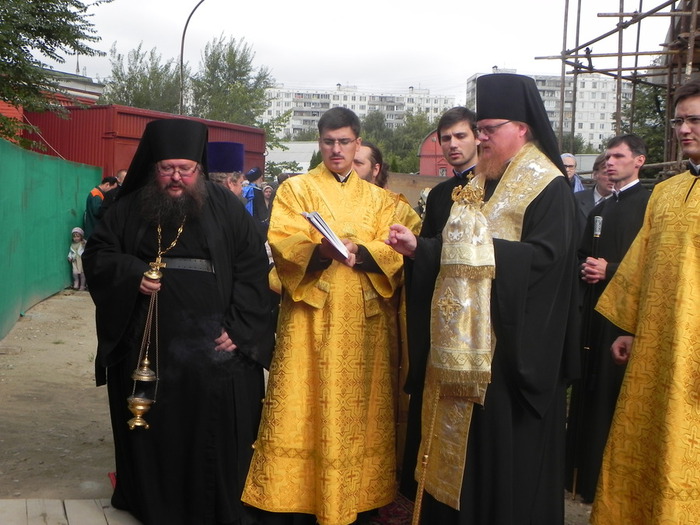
xmin=157 ymin=163 xmax=199 ymax=178
xmin=320 ymin=138 xmax=356 ymax=147
xmin=670 ymin=115 xmax=700 ymax=128
xmin=475 ymin=120 xmax=512 ymax=136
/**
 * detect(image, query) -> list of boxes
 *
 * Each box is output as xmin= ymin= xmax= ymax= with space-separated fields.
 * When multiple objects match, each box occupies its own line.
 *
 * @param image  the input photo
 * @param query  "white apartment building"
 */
xmin=262 ymin=83 xmax=455 ymax=138
xmin=465 ymin=71 xmax=632 ymax=150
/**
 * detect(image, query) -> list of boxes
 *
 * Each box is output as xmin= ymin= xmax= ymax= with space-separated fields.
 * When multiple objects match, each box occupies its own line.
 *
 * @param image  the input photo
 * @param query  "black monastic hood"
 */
xmin=120 ymin=118 xmax=210 ymax=197
xmin=476 ymin=73 xmax=566 ymax=175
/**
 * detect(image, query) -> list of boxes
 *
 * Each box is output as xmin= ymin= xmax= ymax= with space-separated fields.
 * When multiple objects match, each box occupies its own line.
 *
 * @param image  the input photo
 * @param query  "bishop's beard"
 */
xmin=477 ymin=151 xmax=509 ymax=180
xmin=139 ymin=173 xmax=207 ymax=227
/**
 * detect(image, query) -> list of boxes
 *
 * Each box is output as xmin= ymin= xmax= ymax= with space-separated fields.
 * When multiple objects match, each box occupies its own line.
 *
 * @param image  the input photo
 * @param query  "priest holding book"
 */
xmin=242 ymin=107 xmax=405 ymax=525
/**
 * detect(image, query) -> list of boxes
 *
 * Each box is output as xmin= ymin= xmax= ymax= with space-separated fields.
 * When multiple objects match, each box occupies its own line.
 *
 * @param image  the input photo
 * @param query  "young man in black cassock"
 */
xmin=83 ymin=119 xmax=273 ymax=525
xmin=565 ymin=134 xmax=650 ymax=503
xmin=388 ymin=74 xmax=579 ymax=525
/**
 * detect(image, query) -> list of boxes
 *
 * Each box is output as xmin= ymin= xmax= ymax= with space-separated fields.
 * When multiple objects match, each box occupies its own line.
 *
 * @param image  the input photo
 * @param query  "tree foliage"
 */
xmin=558 ymin=132 xmax=599 ymax=155
xmin=309 ymin=150 xmax=322 ymax=170
xmin=190 ymin=36 xmax=272 ymax=125
xmin=99 ymin=43 xmax=182 ymax=114
xmin=266 ymin=160 xmax=303 ymax=178
xmin=621 ymin=82 xmax=666 ymax=165
xmin=188 ymin=36 xmax=288 ymax=151
xmin=361 ymin=111 xmax=435 ymax=173
xmin=0 ymin=0 xmax=112 ymax=146
xmin=287 ymin=128 xmax=318 ymax=141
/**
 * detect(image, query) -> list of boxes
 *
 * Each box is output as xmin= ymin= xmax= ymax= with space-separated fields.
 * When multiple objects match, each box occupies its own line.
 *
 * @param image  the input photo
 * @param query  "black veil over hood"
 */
xmin=120 ymin=119 xmax=210 ymax=198
xmin=476 ymin=73 xmax=566 ymax=175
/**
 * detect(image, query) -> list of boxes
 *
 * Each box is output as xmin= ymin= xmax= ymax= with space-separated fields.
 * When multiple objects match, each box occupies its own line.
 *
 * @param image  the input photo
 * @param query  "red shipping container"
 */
xmin=23 ymin=104 xmax=266 ymax=180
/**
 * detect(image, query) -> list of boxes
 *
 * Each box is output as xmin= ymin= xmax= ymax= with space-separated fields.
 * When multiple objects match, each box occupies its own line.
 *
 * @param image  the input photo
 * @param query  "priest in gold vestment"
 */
xmin=591 ymin=79 xmax=700 ymax=525
xmin=242 ymin=108 xmax=404 ymax=525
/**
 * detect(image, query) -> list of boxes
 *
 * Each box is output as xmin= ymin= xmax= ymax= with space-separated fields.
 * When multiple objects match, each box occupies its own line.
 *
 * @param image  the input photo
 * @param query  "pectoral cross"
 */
xmin=144 ymin=257 xmax=166 ymax=280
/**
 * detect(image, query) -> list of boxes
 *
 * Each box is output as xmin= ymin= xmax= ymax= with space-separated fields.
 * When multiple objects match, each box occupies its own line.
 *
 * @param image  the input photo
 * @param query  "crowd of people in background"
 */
xmin=71 ymin=74 xmax=700 ymax=525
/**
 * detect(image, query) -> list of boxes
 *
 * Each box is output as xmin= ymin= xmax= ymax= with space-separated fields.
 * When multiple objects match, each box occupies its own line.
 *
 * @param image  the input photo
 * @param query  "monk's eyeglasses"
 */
xmin=475 ymin=121 xmax=512 ymax=137
xmin=157 ymin=163 xmax=199 ymax=178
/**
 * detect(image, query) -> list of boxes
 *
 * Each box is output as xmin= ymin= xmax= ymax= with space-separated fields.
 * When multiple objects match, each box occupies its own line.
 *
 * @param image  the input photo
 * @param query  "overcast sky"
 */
xmin=51 ymin=0 xmax=672 ymax=104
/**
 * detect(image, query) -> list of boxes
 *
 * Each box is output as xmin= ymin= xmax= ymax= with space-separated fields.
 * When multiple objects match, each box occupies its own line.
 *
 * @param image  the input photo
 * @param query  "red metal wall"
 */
xmin=418 ymin=130 xmax=450 ymax=177
xmin=23 ymin=105 xmax=266 ymax=180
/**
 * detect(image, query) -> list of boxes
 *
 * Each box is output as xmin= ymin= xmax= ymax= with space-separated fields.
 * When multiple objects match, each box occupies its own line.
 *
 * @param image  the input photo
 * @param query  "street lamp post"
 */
xmin=179 ymin=0 xmax=207 ymax=115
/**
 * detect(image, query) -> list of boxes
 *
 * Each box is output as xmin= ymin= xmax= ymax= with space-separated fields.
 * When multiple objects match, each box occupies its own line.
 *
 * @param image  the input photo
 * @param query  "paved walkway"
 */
xmin=0 ymin=499 xmax=140 ymax=525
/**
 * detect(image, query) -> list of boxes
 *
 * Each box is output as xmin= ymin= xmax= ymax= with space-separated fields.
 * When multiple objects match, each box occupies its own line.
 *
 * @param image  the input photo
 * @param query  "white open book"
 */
xmin=301 ymin=211 xmax=349 ymax=259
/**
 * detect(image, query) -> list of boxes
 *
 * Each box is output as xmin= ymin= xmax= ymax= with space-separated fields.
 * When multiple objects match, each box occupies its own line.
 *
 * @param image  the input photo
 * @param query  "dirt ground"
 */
xmin=0 ymin=291 xmax=591 ymax=524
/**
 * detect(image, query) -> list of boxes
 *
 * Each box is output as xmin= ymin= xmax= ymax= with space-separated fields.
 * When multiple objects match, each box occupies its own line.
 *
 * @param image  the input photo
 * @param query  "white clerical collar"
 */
xmin=689 ymin=160 xmax=700 ymax=175
xmin=613 ymin=178 xmax=640 ymax=198
xmin=333 ymin=169 xmax=353 ymax=183
xmin=593 ymin=187 xmax=612 ymax=205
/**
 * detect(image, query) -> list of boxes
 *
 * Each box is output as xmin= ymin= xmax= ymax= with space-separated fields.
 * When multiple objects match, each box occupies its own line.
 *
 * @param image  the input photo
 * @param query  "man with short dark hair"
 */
xmin=565 ymin=134 xmax=650 ymax=504
xmin=590 ymin=79 xmax=700 ymax=524
xmin=242 ymin=107 xmax=404 ymax=525
xmin=83 ymin=176 xmax=118 ymax=238
xmin=388 ymin=73 xmax=579 ymax=524
xmin=242 ymin=166 xmax=269 ymax=228
xmin=83 ymin=118 xmax=272 ymax=525
xmin=573 ymin=153 xmax=614 ymax=237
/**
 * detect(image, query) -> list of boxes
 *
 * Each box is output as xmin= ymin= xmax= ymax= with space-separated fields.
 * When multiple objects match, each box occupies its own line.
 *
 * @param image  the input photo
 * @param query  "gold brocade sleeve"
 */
xmin=268 ymin=181 xmax=331 ymax=308
xmin=269 ymin=167 xmax=403 ymax=308
xmin=393 ymin=193 xmax=422 ymax=235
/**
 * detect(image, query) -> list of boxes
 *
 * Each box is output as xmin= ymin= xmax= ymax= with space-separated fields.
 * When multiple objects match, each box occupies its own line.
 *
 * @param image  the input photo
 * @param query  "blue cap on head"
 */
xmin=207 ymin=142 xmax=245 ymax=173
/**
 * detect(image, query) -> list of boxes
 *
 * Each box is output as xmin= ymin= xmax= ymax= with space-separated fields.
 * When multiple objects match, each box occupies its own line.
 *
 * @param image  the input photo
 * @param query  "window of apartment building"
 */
xmin=590 ymin=123 xmax=595 ymax=129
xmin=343 ymin=96 xmax=348 ymax=101
xmin=600 ymin=123 xmax=605 ymax=129
xmin=333 ymin=95 xmax=339 ymax=101
xmin=600 ymin=113 xmax=605 ymax=120
xmin=360 ymin=105 xmax=366 ymax=110
xmin=578 ymin=122 xmax=584 ymax=129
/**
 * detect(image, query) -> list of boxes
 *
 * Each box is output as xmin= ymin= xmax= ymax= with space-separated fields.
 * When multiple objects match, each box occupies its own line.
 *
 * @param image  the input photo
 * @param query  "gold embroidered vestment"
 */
xmin=417 ymin=143 xmax=561 ymax=508
xmin=592 ymin=172 xmax=700 ymax=524
xmin=242 ymin=165 xmax=404 ymax=525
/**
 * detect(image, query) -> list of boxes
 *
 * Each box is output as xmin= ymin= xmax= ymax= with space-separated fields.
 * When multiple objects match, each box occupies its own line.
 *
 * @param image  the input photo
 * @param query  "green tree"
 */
xmin=309 ymin=150 xmax=322 ymax=169
xmin=266 ymin=160 xmax=302 ymax=178
xmin=189 ymin=36 xmax=289 ymax=151
xmin=190 ymin=36 xmax=271 ymax=125
xmin=559 ymin=132 xmax=599 ymax=155
xmin=387 ymin=111 xmax=435 ymax=173
xmin=99 ymin=43 xmax=182 ymax=113
xmin=289 ymin=128 xmax=318 ymax=141
xmin=361 ymin=111 xmax=389 ymax=144
xmin=0 ymin=0 xmax=113 ymax=146
xmin=621 ymin=83 xmax=666 ymax=166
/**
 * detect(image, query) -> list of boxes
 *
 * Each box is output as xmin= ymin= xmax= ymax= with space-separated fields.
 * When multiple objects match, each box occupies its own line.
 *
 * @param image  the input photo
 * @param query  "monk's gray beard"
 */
xmin=139 ymin=175 xmax=207 ymax=227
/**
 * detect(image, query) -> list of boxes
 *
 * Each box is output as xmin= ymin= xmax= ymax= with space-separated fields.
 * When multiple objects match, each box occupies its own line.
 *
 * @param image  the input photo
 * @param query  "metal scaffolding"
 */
xmin=537 ymin=0 xmax=699 ymax=166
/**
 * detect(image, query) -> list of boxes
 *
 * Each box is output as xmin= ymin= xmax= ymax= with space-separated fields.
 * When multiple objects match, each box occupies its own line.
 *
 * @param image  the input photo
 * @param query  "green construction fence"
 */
xmin=0 ymin=138 xmax=101 ymax=339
